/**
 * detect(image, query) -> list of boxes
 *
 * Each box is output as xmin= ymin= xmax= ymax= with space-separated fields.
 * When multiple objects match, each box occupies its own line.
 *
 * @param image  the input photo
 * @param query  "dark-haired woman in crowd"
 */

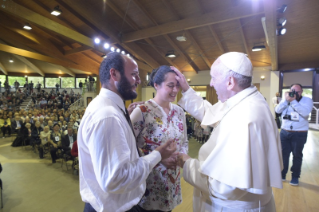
xmin=130 ymin=65 xmax=188 ymax=212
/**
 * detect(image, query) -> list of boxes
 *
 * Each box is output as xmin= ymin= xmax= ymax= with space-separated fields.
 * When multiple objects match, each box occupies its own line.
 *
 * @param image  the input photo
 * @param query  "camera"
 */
xmin=289 ymin=89 xmax=296 ymax=97
xmin=283 ymin=115 xmax=291 ymax=120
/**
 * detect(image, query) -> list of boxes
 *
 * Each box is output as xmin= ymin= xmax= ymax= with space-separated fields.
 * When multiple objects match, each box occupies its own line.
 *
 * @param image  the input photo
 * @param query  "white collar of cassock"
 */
xmin=201 ymin=86 xmax=257 ymax=128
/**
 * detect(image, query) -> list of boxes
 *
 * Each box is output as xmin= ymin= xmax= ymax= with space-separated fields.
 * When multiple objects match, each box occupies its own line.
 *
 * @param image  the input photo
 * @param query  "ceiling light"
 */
xmin=277 ymin=4 xmax=287 ymax=13
xmin=9 ymin=58 xmax=14 ymax=63
xmin=165 ymin=50 xmax=176 ymax=58
xmin=260 ymin=75 xmax=265 ymax=80
xmin=110 ymin=47 xmax=115 ymax=52
xmin=277 ymin=17 xmax=287 ymax=27
xmin=176 ymin=36 xmax=187 ymax=42
xmin=278 ymin=27 xmax=287 ymax=35
xmin=51 ymin=6 xmax=62 ymax=16
xmin=127 ymin=53 xmax=130 ymax=57
xmin=252 ymin=45 xmax=266 ymax=52
xmin=23 ymin=23 xmax=32 ymax=30
xmin=121 ymin=51 xmax=125 ymax=55
xmin=103 ymin=43 xmax=109 ymax=49
xmin=94 ymin=38 xmax=100 ymax=44
xmin=116 ymin=48 xmax=120 ymax=53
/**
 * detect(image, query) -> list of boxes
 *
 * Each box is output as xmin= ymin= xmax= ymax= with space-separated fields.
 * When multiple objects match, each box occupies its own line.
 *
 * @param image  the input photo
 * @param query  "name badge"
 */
xmin=290 ymin=112 xmax=299 ymax=121
xmin=55 ymin=136 xmax=60 ymax=141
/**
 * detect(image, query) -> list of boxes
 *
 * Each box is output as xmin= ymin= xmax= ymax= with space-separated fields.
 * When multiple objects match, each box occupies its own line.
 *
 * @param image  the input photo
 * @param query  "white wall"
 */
xmin=283 ymin=71 xmax=313 ymax=87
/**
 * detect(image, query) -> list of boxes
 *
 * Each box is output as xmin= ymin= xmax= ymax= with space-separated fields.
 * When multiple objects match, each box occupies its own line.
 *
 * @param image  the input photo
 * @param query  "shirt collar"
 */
xmin=99 ymin=88 xmax=126 ymax=113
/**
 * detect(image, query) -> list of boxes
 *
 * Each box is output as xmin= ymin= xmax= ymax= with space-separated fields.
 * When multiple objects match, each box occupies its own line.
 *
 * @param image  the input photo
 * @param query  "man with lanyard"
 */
xmin=61 ymin=126 xmax=77 ymax=158
xmin=275 ymin=84 xmax=313 ymax=186
xmin=77 ymin=52 xmax=176 ymax=212
xmin=174 ymin=52 xmax=283 ymax=212
xmin=49 ymin=123 xmax=63 ymax=163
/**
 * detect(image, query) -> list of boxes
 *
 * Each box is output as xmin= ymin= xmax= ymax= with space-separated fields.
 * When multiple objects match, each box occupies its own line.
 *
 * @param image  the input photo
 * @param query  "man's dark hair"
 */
xmin=99 ymin=52 xmax=125 ymax=86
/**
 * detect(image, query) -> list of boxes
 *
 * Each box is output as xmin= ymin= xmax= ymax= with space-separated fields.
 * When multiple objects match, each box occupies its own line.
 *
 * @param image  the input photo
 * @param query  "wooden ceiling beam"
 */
xmin=53 ymin=65 xmax=75 ymax=77
xmin=0 ymin=61 xmax=8 ymax=75
xmin=64 ymin=46 xmax=92 ymax=55
xmin=123 ymin=2 xmax=264 ymax=42
xmin=12 ymin=54 xmax=45 ymax=76
xmin=164 ymin=35 xmax=200 ymax=73
xmin=0 ymin=0 xmax=94 ymax=48
xmin=184 ymin=31 xmax=211 ymax=69
xmin=132 ymin=0 xmax=200 ymax=73
xmin=237 ymin=19 xmax=251 ymax=59
xmin=264 ymin=0 xmax=278 ymax=71
xmin=208 ymin=25 xmax=225 ymax=54
xmin=61 ymin=0 xmax=159 ymax=69
xmin=0 ymin=43 xmax=97 ymax=74
xmin=106 ymin=0 xmax=178 ymax=69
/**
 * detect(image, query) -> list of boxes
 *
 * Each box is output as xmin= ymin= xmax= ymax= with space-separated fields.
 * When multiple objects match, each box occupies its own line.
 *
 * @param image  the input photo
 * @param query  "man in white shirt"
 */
xmin=173 ymin=52 xmax=283 ymax=212
xmin=77 ymin=52 xmax=176 ymax=212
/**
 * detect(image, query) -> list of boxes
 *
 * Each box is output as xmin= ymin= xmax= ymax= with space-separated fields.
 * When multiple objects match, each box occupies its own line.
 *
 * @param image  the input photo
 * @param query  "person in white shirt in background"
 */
xmin=77 ymin=52 xmax=176 ymax=212
xmin=130 ymin=65 xmax=188 ymax=212
xmin=272 ymin=92 xmax=282 ymax=129
xmin=174 ymin=52 xmax=283 ymax=212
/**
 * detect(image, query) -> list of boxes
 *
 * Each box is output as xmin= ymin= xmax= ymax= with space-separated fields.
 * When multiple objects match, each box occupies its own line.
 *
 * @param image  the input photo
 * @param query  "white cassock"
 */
xmin=178 ymin=86 xmax=283 ymax=212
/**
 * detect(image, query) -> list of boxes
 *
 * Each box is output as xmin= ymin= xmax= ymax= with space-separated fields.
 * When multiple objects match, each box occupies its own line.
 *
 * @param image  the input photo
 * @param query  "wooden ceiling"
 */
xmin=0 ymin=0 xmax=318 ymax=79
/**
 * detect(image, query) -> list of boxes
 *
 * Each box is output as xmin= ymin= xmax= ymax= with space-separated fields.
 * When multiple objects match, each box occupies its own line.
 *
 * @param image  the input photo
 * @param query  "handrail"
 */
xmin=312 ymin=102 xmax=319 ymax=125
xmin=69 ymin=98 xmax=84 ymax=111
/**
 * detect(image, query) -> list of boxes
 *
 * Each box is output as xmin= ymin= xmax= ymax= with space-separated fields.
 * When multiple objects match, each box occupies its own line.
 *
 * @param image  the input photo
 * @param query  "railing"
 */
xmin=82 ymin=81 xmax=96 ymax=94
xmin=309 ymin=102 xmax=319 ymax=130
xmin=69 ymin=98 xmax=84 ymax=111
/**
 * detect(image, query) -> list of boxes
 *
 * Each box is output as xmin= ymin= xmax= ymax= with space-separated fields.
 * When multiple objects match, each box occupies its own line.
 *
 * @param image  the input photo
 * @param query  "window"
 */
xmin=45 ymin=78 xmax=60 ymax=88
xmin=76 ymin=78 xmax=86 ymax=88
xmin=8 ymin=76 xmax=26 ymax=87
xmin=28 ymin=76 xmax=44 ymax=88
xmin=0 ymin=75 xmax=6 ymax=85
xmin=61 ymin=77 xmax=75 ymax=88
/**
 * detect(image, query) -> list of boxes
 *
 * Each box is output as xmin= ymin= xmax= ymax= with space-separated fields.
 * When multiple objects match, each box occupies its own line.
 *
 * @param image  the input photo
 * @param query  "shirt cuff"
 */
xmin=143 ymin=150 xmax=161 ymax=169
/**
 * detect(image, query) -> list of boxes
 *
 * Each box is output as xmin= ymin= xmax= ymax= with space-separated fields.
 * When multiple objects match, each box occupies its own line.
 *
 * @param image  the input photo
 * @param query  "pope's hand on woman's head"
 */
xmin=170 ymin=66 xmax=190 ymax=93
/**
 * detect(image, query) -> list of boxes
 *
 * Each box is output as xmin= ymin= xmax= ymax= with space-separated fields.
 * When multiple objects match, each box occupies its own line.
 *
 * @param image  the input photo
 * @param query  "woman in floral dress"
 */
xmin=131 ymin=65 xmax=188 ymax=212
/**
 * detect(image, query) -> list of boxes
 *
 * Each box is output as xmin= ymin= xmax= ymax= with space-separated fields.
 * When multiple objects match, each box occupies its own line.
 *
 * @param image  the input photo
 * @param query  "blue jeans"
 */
xmin=280 ymin=129 xmax=308 ymax=178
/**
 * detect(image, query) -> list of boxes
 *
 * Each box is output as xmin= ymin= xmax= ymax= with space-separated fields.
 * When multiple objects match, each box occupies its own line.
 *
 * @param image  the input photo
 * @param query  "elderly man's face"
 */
xmin=210 ymin=61 xmax=230 ymax=103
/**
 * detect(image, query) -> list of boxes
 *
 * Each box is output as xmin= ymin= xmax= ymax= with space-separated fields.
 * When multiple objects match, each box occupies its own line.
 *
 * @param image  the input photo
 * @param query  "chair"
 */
xmin=61 ymin=153 xmax=73 ymax=171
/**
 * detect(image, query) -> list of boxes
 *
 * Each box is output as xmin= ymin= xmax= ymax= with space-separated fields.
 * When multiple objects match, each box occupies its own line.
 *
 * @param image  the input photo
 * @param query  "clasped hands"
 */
xmin=161 ymin=151 xmax=191 ymax=169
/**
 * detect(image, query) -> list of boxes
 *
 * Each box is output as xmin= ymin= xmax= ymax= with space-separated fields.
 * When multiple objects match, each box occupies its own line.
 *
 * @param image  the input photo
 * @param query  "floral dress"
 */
xmin=131 ymin=99 xmax=188 ymax=211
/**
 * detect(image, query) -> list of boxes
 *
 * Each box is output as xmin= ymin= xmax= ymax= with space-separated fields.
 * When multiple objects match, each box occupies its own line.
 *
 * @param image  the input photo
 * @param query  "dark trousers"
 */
xmin=83 ymin=203 xmax=145 ymax=212
xmin=50 ymin=146 xmax=62 ymax=163
xmin=275 ymin=113 xmax=281 ymax=129
xmin=280 ymin=129 xmax=308 ymax=178
xmin=1 ymin=126 xmax=11 ymax=136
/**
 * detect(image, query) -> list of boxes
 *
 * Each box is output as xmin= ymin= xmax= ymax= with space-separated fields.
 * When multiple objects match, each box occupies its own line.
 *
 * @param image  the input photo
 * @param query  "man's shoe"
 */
xmin=290 ymin=177 xmax=299 ymax=186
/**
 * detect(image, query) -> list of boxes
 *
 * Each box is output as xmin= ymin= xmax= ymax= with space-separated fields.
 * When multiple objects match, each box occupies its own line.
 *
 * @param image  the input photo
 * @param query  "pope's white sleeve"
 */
xmin=183 ymin=158 xmax=210 ymax=197
xmin=178 ymin=88 xmax=206 ymax=122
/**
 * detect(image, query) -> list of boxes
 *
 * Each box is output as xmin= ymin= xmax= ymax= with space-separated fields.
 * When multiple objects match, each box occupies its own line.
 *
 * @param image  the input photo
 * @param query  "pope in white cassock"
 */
xmin=172 ymin=52 xmax=283 ymax=212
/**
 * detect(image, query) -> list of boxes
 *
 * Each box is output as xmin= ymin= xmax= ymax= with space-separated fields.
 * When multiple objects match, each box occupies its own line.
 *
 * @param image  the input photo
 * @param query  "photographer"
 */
xmin=275 ymin=84 xmax=313 ymax=186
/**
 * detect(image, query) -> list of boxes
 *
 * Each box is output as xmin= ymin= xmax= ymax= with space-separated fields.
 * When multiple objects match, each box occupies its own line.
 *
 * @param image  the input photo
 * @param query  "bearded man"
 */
xmin=77 ymin=52 xmax=176 ymax=212
xmin=174 ymin=52 xmax=283 ymax=212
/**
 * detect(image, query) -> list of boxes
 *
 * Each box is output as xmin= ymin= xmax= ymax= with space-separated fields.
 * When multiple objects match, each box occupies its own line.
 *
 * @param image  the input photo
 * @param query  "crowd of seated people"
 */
xmin=0 ymin=90 xmax=28 ymax=113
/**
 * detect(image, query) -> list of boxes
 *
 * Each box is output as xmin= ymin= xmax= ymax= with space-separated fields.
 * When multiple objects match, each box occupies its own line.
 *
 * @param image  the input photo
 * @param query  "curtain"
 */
xmin=206 ymin=86 xmax=218 ymax=105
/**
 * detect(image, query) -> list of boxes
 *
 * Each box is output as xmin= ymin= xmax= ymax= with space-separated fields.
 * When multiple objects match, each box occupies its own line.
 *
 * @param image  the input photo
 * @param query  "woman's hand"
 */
xmin=161 ymin=152 xmax=179 ymax=169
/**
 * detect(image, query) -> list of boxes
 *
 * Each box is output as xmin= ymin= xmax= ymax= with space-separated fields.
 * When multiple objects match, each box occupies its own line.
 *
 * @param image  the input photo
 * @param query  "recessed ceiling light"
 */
xmin=9 ymin=58 xmax=14 ymax=63
xmin=103 ymin=43 xmax=110 ymax=49
xmin=110 ymin=47 xmax=115 ymax=52
xmin=165 ymin=50 xmax=176 ymax=58
xmin=94 ymin=38 xmax=100 ymax=44
xmin=51 ymin=6 xmax=62 ymax=16
xmin=23 ymin=23 xmax=32 ymax=30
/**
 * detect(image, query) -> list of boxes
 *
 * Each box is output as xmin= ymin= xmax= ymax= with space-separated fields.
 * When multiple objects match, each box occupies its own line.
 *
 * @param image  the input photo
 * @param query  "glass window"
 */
xmin=61 ymin=77 xmax=75 ymax=88
xmin=8 ymin=76 xmax=25 ymax=87
xmin=28 ymin=76 xmax=44 ymax=88
xmin=0 ymin=75 xmax=6 ymax=86
xmin=45 ymin=78 xmax=60 ymax=88
xmin=196 ymin=91 xmax=206 ymax=98
xmin=76 ymin=78 xmax=86 ymax=88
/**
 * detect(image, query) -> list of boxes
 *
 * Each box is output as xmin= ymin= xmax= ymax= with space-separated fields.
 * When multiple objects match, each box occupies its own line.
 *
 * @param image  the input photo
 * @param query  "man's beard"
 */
xmin=117 ymin=74 xmax=137 ymax=100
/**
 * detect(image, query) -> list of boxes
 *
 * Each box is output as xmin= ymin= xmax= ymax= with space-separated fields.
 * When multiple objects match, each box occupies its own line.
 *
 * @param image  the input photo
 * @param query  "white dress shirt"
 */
xmin=78 ymin=88 xmax=161 ymax=212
